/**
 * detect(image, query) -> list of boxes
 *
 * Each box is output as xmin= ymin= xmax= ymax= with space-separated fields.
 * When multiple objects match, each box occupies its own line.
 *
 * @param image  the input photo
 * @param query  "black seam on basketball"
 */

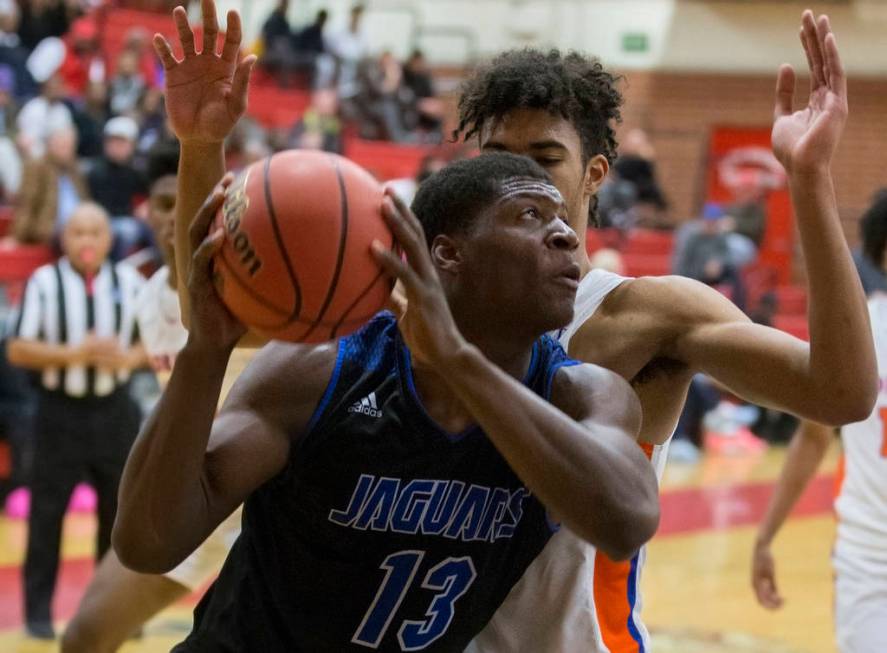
xmin=330 ymin=234 xmax=397 ymax=338
xmin=263 ymin=154 xmax=303 ymax=320
xmin=215 ymin=254 xmax=294 ymax=329
xmin=299 ymin=155 xmax=350 ymax=342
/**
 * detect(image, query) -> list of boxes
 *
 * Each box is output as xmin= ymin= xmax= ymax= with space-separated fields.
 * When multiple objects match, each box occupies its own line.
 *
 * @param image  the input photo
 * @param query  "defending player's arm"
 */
xmin=751 ymin=420 xmax=833 ymax=609
xmin=152 ymin=0 xmax=254 ymax=326
xmin=648 ymin=13 xmax=873 ymax=427
xmin=113 ymin=184 xmax=334 ymax=574
xmin=372 ymin=191 xmax=659 ymax=561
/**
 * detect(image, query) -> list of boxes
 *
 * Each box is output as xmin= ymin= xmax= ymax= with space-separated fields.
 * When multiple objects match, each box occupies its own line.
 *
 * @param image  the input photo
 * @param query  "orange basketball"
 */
xmin=211 ymin=150 xmax=394 ymax=343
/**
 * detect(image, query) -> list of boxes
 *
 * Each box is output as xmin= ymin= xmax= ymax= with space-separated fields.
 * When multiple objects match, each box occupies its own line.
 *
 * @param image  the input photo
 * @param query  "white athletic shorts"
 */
xmin=165 ymin=507 xmax=243 ymax=591
xmin=833 ymin=550 xmax=887 ymax=653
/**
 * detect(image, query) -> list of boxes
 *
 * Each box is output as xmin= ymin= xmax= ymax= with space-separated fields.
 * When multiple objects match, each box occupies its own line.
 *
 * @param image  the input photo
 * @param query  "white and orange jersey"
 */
xmin=467 ymin=269 xmax=670 ymax=653
xmin=834 ymin=293 xmax=887 ymax=566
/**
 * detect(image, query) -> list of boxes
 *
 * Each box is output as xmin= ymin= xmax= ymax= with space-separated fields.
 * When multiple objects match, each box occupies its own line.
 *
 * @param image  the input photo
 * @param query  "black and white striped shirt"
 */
xmin=13 ymin=257 xmax=144 ymax=398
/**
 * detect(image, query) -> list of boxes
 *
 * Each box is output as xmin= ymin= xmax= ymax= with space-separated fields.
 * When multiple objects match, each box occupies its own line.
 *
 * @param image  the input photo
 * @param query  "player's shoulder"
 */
xmin=226 ymin=340 xmax=340 ymax=411
xmin=591 ymin=274 xmax=741 ymax=331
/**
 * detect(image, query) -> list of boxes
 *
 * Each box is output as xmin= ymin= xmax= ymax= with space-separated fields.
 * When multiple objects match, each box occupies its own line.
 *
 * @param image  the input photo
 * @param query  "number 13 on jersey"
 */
xmin=352 ymin=550 xmax=477 ymax=650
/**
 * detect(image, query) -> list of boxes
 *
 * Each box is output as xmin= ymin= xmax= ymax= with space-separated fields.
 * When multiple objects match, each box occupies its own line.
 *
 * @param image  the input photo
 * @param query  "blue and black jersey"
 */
xmin=174 ymin=312 xmax=580 ymax=652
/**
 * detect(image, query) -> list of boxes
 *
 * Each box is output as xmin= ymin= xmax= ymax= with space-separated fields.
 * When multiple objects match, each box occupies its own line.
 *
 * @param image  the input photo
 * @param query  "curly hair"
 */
xmin=455 ymin=49 xmax=624 ymax=166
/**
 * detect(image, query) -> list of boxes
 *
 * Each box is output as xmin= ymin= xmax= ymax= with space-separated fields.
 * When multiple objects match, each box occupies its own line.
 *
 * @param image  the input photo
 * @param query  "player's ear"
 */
xmin=430 ymin=234 xmax=462 ymax=275
xmin=583 ymin=154 xmax=609 ymax=198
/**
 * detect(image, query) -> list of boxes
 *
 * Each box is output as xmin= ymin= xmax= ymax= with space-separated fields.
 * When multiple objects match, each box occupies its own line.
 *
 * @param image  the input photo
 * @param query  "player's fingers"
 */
xmin=173 ymin=5 xmax=197 ymax=57
xmin=371 ymin=241 xmax=422 ymax=290
xmin=385 ymin=187 xmax=425 ymax=241
xmin=822 ymin=25 xmax=847 ymax=99
xmin=774 ymin=64 xmax=795 ymax=119
xmin=381 ymin=196 xmax=434 ymax=278
xmin=801 ymin=10 xmax=825 ymax=89
xmin=153 ymin=34 xmax=178 ymax=70
xmin=798 ymin=29 xmax=816 ymax=97
xmin=386 ymin=280 xmax=408 ymax=318
xmin=192 ymin=228 xmax=225 ymax=277
xmin=189 ymin=178 xmax=230 ymax=253
xmin=201 ymin=0 xmax=219 ymax=54
xmin=228 ymin=55 xmax=256 ymax=116
xmin=221 ymin=9 xmax=243 ymax=62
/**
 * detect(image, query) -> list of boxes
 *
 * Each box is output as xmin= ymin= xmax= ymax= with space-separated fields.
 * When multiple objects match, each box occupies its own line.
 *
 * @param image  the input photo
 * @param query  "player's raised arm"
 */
xmin=113 ymin=182 xmax=335 ymax=574
xmin=651 ymin=12 xmax=875 ymax=426
xmin=751 ymin=420 xmax=833 ymax=609
xmin=153 ymin=0 xmax=255 ymax=325
xmin=372 ymin=190 xmax=659 ymax=560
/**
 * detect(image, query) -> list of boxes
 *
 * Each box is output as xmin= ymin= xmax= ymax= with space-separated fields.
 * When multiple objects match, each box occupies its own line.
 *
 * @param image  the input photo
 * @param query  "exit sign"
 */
xmin=621 ymin=32 xmax=649 ymax=53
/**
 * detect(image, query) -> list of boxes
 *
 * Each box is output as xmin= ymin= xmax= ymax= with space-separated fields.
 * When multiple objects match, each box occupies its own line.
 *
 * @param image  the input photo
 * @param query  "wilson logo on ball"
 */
xmin=223 ymin=171 xmax=263 ymax=277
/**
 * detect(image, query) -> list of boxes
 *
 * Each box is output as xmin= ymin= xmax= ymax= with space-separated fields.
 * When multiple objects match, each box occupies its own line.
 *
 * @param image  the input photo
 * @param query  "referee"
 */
xmin=7 ymin=202 xmax=147 ymax=640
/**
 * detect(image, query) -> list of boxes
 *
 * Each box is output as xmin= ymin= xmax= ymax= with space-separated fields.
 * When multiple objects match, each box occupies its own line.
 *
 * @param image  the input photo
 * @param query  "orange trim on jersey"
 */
xmin=834 ymin=452 xmax=846 ymax=501
xmin=590 ymin=440 xmax=654 ymax=653
xmin=593 ymin=553 xmax=642 ymax=653
xmin=639 ymin=442 xmax=655 ymax=459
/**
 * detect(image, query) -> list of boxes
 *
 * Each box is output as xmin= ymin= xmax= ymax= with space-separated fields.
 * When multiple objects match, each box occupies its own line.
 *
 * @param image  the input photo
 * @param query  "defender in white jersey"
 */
xmin=753 ymin=194 xmax=887 ymax=653
xmin=157 ymin=2 xmax=875 ymax=650
xmin=460 ymin=12 xmax=876 ymax=653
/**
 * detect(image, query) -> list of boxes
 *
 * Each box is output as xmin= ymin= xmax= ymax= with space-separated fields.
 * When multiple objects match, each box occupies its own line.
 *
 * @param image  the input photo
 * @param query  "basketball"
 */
xmin=211 ymin=150 xmax=394 ymax=343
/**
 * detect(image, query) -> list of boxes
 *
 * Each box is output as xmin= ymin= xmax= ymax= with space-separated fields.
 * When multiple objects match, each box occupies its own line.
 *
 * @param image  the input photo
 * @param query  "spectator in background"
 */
xmin=87 ymin=116 xmax=150 ymax=260
xmin=69 ymin=79 xmax=109 ymax=158
xmin=353 ymin=50 xmax=413 ymax=142
xmin=17 ymin=72 xmax=73 ymax=159
xmin=387 ymin=150 xmax=448 ymax=206
xmin=16 ymin=0 xmax=80 ymax=53
xmin=121 ymin=28 xmax=160 ymax=90
xmin=260 ymin=0 xmax=296 ymax=86
xmin=328 ymin=4 xmax=368 ymax=103
xmin=673 ymin=202 xmax=746 ymax=311
xmin=612 ymin=128 xmax=669 ymax=229
xmin=7 ymin=202 xmax=145 ymax=640
xmin=854 ymin=189 xmax=887 ymax=295
xmin=289 ymin=87 xmax=341 ymax=153
xmin=109 ymin=50 xmax=146 ymax=117
xmin=403 ymin=49 xmax=443 ymax=141
xmin=295 ymin=9 xmax=328 ymax=58
xmin=13 ymin=123 xmax=88 ymax=246
xmin=725 ymin=172 xmax=769 ymax=247
xmin=293 ymin=9 xmax=328 ymax=87
xmin=58 ymin=16 xmax=103 ymax=99
xmin=0 ymin=63 xmax=22 ymax=200
xmin=0 ymin=0 xmax=37 ymax=100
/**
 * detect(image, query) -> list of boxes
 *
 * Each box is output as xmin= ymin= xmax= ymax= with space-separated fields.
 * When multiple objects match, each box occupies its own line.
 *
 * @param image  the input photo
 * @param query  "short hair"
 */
xmin=861 ymin=188 xmax=887 ymax=268
xmin=455 ymin=49 xmax=623 ymax=166
xmin=145 ymin=140 xmax=180 ymax=190
xmin=411 ymin=152 xmax=552 ymax=248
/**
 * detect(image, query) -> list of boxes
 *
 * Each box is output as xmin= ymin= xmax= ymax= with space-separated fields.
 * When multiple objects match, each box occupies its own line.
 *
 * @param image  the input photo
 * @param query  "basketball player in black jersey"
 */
xmin=113 ymin=152 xmax=659 ymax=651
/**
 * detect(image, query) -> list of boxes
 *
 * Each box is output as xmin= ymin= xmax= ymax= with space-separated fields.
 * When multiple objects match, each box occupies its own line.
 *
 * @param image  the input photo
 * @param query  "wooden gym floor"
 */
xmin=0 ymin=443 xmax=841 ymax=652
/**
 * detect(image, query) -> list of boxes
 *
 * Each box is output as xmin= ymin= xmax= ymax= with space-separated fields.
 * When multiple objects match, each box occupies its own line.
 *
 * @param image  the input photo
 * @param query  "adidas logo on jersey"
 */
xmin=348 ymin=392 xmax=383 ymax=418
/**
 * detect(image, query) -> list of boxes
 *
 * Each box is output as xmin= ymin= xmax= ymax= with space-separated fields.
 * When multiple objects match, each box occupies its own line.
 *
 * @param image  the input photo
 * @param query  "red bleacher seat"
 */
xmin=246 ymin=85 xmax=310 ymax=129
xmin=775 ymin=285 xmax=807 ymax=316
xmin=621 ymin=229 xmax=674 ymax=256
xmin=620 ymin=253 xmax=671 ymax=277
xmin=344 ymin=139 xmax=431 ymax=181
xmin=0 ymin=206 xmax=13 ymax=239
xmin=0 ymin=243 xmax=54 ymax=305
xmin=773 ymin=314 xmax=809 ymax=341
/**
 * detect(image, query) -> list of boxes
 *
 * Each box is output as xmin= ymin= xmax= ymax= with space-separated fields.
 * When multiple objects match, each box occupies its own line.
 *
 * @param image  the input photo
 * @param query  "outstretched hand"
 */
xmin=751 ymin=541 xmax=785 ymax=610
xmin=371 ymin=189 xmax=466 ymax=368
xmin=772 ymin=10 xmax=847 ymax=175
xmin=185 ymin=174 xmax=247 ymax=352
xmin=153 ymin=0 xmax=256 ymax=145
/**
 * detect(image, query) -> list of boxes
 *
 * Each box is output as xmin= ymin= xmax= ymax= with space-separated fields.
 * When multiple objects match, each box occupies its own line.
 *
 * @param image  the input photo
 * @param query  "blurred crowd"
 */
xmin=0 ymin=0 xmax=445 ymax=259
